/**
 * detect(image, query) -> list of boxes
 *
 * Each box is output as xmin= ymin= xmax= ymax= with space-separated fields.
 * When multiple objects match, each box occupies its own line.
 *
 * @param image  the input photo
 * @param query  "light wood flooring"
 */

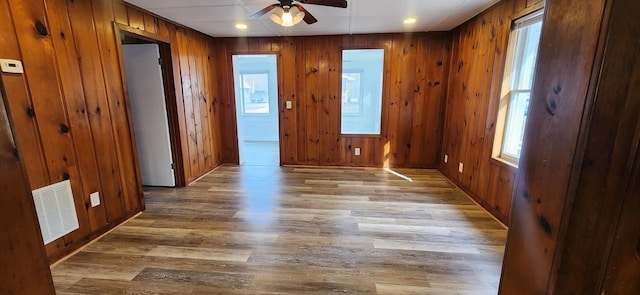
xmin=52 ymin=165 xmax=507 ymax=294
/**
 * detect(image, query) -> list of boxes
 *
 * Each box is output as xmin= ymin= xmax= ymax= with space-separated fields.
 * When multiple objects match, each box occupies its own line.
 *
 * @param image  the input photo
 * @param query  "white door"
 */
xmin=123 ymin=44 xmax=175 ymax=187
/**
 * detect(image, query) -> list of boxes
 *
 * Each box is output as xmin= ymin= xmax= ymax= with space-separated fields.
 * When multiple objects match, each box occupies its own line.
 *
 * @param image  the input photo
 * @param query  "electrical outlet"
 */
xmin=0 ymin=59 xmax=24 ymax=74
xmin=444 ymin=154 xmax=448 ymax=163
xmin=354 ymin=147 xmax=361 ymax=156
xmin=458 ymin=162 xmax=464 ymax=173
xmin=90 ymin=192 xmax=100 ymax=207
xmin=286 ymin=101 xmax=292 ymax=109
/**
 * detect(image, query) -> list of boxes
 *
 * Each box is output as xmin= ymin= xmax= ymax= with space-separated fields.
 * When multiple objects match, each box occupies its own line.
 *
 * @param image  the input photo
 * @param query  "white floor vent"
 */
xmin=32 ymin=180 xmax=79 ymax=245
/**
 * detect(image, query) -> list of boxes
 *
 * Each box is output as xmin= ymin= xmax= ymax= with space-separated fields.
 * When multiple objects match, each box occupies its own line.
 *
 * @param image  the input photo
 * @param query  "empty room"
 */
xmin=0 ymin=0 xmax=638 ymax=294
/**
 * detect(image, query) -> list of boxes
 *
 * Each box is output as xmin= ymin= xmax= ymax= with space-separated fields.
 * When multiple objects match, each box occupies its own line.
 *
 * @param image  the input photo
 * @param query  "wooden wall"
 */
xmin=440 ymin=0 xmax=544 ymax=224
xmin=214 ymin=33 xmax=450 ymax=168
xmin=501 ymin=0 xmax=640 ymax=292
xmin=0 ymin=81 xmax=55 ymax=295
xmin=0 ymin=0 xmax=221 ymax=262
xmin=113 ymin=3 xmax=223 ymax=184
xmin=549 ymin=0 xmax=640 ymax=291
xmin=602 ymin=146 xmax=640 ymax=292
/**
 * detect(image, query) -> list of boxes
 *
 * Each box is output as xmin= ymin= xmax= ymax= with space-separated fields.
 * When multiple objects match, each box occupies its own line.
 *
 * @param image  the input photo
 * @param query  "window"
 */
xmin=240 ymin=72 xmax=270 ymax=114
xmin=340 ymin=49 xmax=384 ymax=135
xmin=493 ymin=11 xmax=543 ymax=165
xmin=341 ymin=70 xmax=363 ymax=114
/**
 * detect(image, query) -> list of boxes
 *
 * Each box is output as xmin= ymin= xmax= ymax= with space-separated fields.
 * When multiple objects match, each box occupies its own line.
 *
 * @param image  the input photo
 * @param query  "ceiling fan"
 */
xmin=250 ymin=0 xmax=348 ymax=27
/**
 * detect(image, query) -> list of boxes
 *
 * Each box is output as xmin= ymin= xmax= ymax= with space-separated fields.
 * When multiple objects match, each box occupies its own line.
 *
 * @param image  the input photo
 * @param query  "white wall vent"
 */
xmin=32 ymin=180 xmax=79 ymax=245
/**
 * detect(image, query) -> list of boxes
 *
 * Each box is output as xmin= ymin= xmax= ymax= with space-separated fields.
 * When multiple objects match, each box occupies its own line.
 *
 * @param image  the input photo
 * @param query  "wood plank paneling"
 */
xmin=143 ymin=14 xmax=156 ymax=34
xmin=215 ymin=33 xmax=450 ymax=168
xmin=0 ymin=77 xmax=55 ymax=295
xmin=93 ymin=0 xmax=142 ymax=215
xmin=46 ymin=0 xmax=108 ymax=233
xmin=598 ymin=11 xmax=640 ymax=288
xmin=500 ymin=0 xmax=609 ymax=292
xmin=66 ymin=0 xmax=126 ymax=227
xmin=281 ymin=37 xmax=297 ymax=164
xmin=304 ymin=37 xmax=320 ymax=163
xmin=0 ymin=0 xmax=49 ymax=190
xmin=440 ymin=0 xmax=518 ymax=224
xmin=0 ymin=0 xmax=222 ymax=262
xmin=207 ymin=40 xmax=223 ymax=166
xmin=120 ymin=6 xmax=221 ymax=184
xmin=112 ymin=1 xmax=128 ymax=26
xmin=545 ymin=0 xmax=640 ymax=292
xmin=166 ymin=23 xmax=191 ymax=181
xmin=126 ymin=7 xmax=144 ymax=30
xmin=602 ymin=147 xmax=640 ymax=293
xmin=176 ymin=28 xmax=201 ymax=180
xmin=7 ymin=0 xmax=92 ymax=260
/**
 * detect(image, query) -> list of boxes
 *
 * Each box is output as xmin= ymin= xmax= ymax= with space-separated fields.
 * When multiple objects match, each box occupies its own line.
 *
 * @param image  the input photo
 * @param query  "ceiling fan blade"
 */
xmin=298 ymin=0 xmax=348 ymax=8
xmin=292 ymin=4 xmax=318 ymax=24
xmin=250 ymin=4 xmax=279 ymax=19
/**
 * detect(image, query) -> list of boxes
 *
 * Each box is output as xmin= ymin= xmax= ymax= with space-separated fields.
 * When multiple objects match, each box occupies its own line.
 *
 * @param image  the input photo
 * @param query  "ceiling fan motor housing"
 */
xmin=280 ymin=0 xmax=295 ymax=7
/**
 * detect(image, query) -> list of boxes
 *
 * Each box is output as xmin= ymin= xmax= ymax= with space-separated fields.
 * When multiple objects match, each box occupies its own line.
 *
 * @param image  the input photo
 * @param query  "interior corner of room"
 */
xmin=1 ymin=0 xmax=639 ymax=294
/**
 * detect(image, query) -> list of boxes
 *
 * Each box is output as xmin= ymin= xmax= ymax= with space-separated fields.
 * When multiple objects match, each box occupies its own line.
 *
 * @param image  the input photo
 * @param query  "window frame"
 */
xmin=238 ymin=70 xmax=272 ymax=115
xmin=341 ymin=68 xmax=365 ymax=116
xmin=492 ymin=10 xmax=544 ymax=167
xmin=339 ymin=48 xmax=385 ymax=136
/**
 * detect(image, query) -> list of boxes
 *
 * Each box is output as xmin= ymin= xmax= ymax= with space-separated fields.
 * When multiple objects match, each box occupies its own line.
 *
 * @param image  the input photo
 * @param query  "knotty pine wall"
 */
xmin=214 ymin=33 xmax=450 ymax=168
xmin=0 ymin=0 xmax=221 ymax=262
xmin=114 ymin=2 xmax=223 ymax=185
xmin=501 ymin=0 xmax=640 ymax=292
xmin=440 ymin=0 xmax=544 ymax=224
xmin=0 ymin=88 xmax=55 ymax=295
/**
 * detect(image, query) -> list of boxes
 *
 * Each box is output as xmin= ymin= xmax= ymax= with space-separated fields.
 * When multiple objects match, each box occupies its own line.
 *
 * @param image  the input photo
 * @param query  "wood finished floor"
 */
xmin=52 ymin=165 xmax=507 ymax=294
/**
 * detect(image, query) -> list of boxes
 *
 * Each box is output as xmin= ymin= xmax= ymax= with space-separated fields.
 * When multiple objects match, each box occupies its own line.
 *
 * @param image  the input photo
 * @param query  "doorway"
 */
xmin=232 ymin=54 xmax=280 ymax=166
xmin=121 ymin=34 xmax=176 ymax=187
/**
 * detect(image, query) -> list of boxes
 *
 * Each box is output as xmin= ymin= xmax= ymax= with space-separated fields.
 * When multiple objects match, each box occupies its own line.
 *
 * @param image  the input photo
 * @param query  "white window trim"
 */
xmin=492 ymin=10 xmax=544 ymax=168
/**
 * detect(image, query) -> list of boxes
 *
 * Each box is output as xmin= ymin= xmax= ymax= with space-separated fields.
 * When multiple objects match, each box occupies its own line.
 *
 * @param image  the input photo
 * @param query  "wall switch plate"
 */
xmin=458 ymin=162 xmax=464 ymax=173
xmin=90 ymin=192 xmax=100 ymax=207
xmin=444 ymin=154 xmax=448 ymax=163
xmin=0 ymin=59 xmax=24 ymax=74
xmin=286 ymin=101 xmax=292 ymax=109
xmin=354 ymin=147 xmax=361 ymax=156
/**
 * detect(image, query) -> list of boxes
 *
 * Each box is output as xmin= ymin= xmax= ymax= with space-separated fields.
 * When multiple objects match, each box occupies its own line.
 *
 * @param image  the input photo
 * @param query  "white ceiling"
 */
xmin=125 ymin=0 xmax=500 ymax=38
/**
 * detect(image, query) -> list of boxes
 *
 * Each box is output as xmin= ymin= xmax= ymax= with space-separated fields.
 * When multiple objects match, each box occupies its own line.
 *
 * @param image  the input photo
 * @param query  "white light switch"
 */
xmin=90 ymin=192 xmax=100 ymax=207
xmin=286 ymin=101 xmax=292 ymax=109
xmin=354 ymin=147 xmax=361 ymax=156
xmin=444 ymin=154 xmax=448 ymax=163
xmin=458 ymin=162 xmax=464 ymax=173
xmin=0 ymin=59 xmax=24 ymax=74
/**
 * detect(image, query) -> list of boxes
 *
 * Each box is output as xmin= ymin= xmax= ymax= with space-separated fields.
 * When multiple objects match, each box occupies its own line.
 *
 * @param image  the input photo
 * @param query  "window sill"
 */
xmin=242 ymin=113 xmax=272 ymax=116
xmin=490 ymin=156 xmax=519 ymax=170
xmin=341 ymin=134 xmax=382 ymax=138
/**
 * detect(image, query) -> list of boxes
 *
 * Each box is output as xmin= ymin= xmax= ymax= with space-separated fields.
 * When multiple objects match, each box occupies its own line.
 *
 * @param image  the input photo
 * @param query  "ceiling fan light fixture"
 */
xmin=282 ymin=8 xmax=294 ymax=26
xmin=271 ymin=6 xmax=305 ymax=27
xmin=270 ymin=14 xmax=282 ymax=24
xmin=293 ymin=10 xmax=305 ymax=24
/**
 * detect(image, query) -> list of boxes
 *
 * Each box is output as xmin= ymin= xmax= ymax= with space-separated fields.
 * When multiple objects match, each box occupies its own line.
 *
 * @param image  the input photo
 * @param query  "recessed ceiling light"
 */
xmin=235 ymin=23 xmax=247 ymax=29
xmin=404 ymin=18 xmax=417 ymax=24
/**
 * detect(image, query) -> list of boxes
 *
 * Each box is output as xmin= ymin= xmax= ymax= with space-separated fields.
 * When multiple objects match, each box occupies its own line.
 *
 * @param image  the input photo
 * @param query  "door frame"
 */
xmin=114 ymin=23 xmax=186 ymax=187
xmin=227 ymin=51 xmax=284 ymax=166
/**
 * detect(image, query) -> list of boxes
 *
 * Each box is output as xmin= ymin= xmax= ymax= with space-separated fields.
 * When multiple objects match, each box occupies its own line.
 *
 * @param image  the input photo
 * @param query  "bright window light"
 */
xmin=493 ymin=11 xmax=544 ymax=165
xmin=340 ymin=49 xmax=384 ymax=135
